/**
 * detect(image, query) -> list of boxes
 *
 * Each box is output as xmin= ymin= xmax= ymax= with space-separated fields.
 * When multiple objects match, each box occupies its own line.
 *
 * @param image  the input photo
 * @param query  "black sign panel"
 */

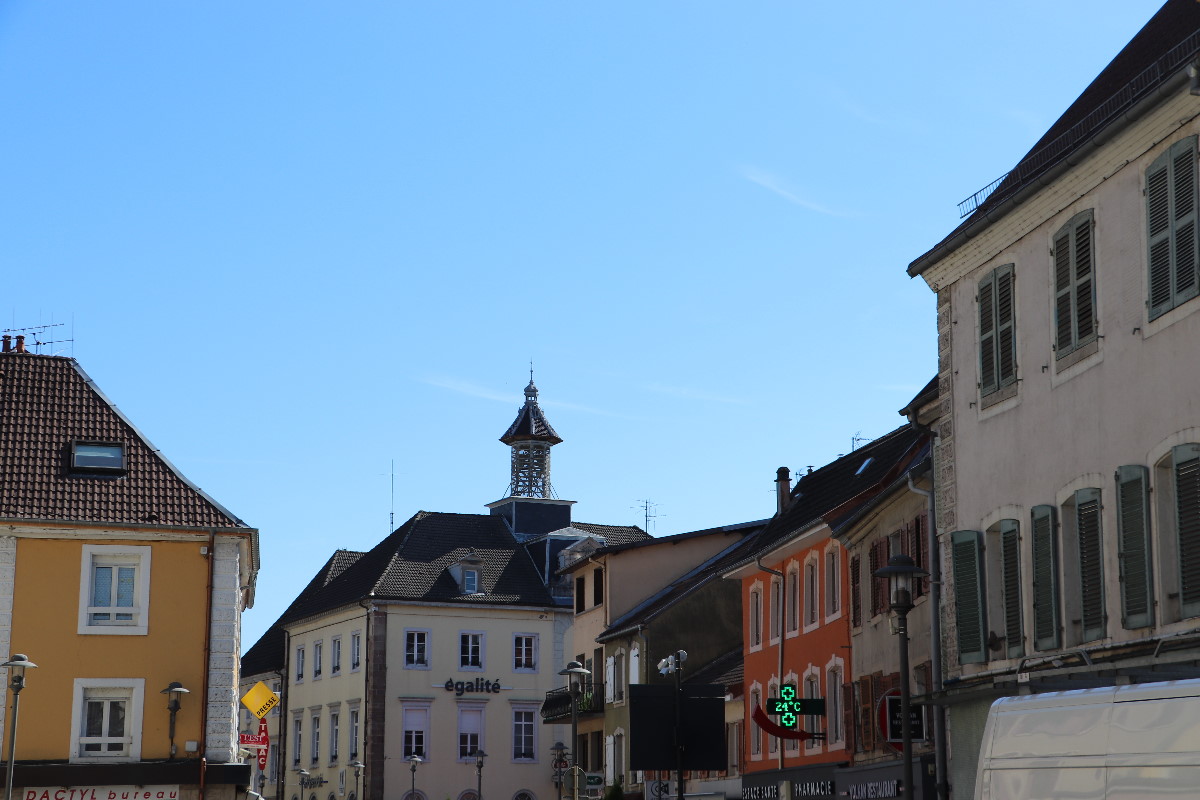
xmin=884 ymin=695 xmax=927 ymax=742
xmin=628 ymin=683 xmax=725 ymax=771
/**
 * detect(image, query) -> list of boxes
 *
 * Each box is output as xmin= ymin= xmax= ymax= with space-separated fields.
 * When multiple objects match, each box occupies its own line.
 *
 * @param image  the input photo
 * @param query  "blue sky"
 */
xmin=1 ymin=0 xmax=1166 ymax=648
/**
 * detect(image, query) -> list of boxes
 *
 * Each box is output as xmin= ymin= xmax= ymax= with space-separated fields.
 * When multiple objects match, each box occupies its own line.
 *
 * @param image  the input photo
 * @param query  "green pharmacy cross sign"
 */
xmin=766 ymin=685 xmax=826 ymax=729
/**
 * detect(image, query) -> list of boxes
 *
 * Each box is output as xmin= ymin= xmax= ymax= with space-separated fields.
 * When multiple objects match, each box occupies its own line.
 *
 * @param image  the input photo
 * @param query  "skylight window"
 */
xmin=71 ymin=441 xmax=126 ymax=474
xmin=855 ymin=457 xmax=874 ymax=477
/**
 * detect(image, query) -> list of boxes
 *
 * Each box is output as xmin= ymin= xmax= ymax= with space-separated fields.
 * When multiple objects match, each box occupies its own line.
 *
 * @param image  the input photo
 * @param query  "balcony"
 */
xmin=540 ymin=683 xmax=605 ymax=722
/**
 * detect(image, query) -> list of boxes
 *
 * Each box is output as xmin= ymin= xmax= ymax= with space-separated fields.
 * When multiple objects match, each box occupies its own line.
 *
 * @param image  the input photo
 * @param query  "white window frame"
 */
xmin=313 ymin=640 xmax=324 ymax=680
xmin=350 ymin=630 xmax=362 ymax=672
xmin=748 ymin=682 xmax=763 ymax=760
xmin=824 ymin=544 xmax=843 ymax=624
xmin=612 ymin=649 xmax=626 ymax=704
xmin=786 ymin=563 xmax=800 ymax=637
xmin=295 ymin=645 xmax=306 ymax=683
xmin=512 ymin=703 xmax=539 ymax=761
xmin=331 ymin=636 xmax=342 ymax=675
xmin=825 ymin=656 xmax=846 ymax=750
xmin=748 ymin=580 xmax=763 ymax=652
xmin=329 ymin=708 xmax=340 ymax=762
xmin=457 ymin=703 xmax=485 ymax=760
xmin=405 ymin=629 xmax=431 ymax=669
xmin=293 ymin=714 xmax=303 ymax=766
xmin=78 ymin=545 xmax=151 ymax=635
xmin=769 ymin=576 xmax=782 ymax=644
xmin=513 ymin=633 xmax=538 ymax=672
xmin=803 ymin=554 xmax=820 ymax=632
xmin=401 ymin=702 xmax=430 ymax=760
xmin=767 ymin=679 xmax=779 ymax=755
xmin=311 ymin=713 xmax=321 ymax=764
xmin=803 ymin=666 xmax=823 ymax=753
xmin=348 ymin=704 xmax=361 ymax=759
xmin=70 ymin=678 xmax=144 ymax=763
xmin=463 ymin=568 xmax=479 ymax=594
xmin=460 ymin=631 xmax=486 ymax=671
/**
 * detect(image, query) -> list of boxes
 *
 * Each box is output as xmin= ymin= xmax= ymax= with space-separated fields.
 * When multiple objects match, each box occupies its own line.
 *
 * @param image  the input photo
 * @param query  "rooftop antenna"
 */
xmin=851 ymin=431 xmax=876 ymax=451
xmin=3 ymin=322 xmax=73 ymax=355
xmin=390 ymin=459 xmax=395 ymax=533
xmin=632 ymin=499 xmax=663 ymax=533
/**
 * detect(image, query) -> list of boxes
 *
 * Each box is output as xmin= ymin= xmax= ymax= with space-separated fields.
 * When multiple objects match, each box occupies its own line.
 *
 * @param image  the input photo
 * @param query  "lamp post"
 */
xmin=472 ymin=749 xmax=487 ymax=800
xmin=159 ymin=682 xmax=190 ymax=760
xmin=874 ymin=554 xmax=928 ymax=800
xmin=557 ymin=662 xmax=590 ymax=800
xmin=550 ymin=741 xmax=567 ymax=800
xmin=350 ymin=760 xmax=365 ymax=800
xmin=3 ymin=655 xmax=36 ymax=800
xmin=403 ymin=755 xmax=421 ymax=800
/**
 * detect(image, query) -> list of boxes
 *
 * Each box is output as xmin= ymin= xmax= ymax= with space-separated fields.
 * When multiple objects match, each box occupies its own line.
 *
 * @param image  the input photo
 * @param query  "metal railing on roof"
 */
xmin=957 ymin=29 xmax=1200 ymax=219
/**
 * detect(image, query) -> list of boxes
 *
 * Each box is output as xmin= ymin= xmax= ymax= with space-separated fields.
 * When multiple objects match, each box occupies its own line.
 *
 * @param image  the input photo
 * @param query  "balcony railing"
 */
xmin=540 ymin=683 xmax=605 ymax=721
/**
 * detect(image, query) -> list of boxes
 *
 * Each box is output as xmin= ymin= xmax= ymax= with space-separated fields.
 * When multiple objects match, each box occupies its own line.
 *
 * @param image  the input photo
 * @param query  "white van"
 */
xmin=974 ymin=679 xmax=1200 ymax=799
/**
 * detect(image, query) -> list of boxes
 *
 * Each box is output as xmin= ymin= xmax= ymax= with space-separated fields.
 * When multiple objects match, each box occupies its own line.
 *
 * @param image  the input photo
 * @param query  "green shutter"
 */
xmin=999 ymin=519 xmax=1024 ymax=658
xmin=978 ymin=272 xmax=997 ymax=394
xmin=951 ymin=530 xmax=987 ymax=664
xmin=1031 ymin=505 xmax=1061 ymax=651
xmin=1174 ymin=444 xmax=1200 ymax=618
xmin=1116 ymin=465 xmax=1153 ymax=629
xmin=1074 ymin=213 xmax=1095 ymax=346
xmin=1076 ymin=488 xmax=1105 ymax=642
xmin=1054 ymin=227 xmax=1074 ymax=353
xmin=1148 ymin=136 xmax=1200 ymax=319
xmin=996 ymin=264 xmax=1017 ymax=387
xmin=1053 ymin=211 xmax=1096 ymax=358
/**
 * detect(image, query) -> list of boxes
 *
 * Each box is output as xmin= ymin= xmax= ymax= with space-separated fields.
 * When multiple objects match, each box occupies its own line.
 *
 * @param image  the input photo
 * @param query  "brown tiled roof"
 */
xmin=0 ymin=352 xmax=247 ymax=528
xmin=910 ymin=0 xmax=1200 ymax=276
xmin=570 ymin=521 xmax=650 ymax=547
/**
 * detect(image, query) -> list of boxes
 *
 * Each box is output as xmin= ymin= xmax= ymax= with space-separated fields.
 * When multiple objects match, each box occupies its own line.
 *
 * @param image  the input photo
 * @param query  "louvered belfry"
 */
xmin=500 ymin=378 xmax=562 ymax=499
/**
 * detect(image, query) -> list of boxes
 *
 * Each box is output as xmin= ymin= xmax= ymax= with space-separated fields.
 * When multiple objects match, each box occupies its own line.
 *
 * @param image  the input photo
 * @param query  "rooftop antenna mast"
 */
xmin=851 ymin=431 xmax=876 ymax=451
xmin=632 ymin=499 xmax=663 ymax=533
xmin=3 ymin=322 xmax=73 ymax=355
xmin=390 ymin=459 xmax=395 ymax=533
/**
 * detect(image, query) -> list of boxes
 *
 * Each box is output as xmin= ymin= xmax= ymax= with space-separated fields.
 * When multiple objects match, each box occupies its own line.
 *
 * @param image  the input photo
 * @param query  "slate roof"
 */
xmin=570 ymin=521 xmax=650 ymax=547
xmin=241 ymin=549 xmax=365 ymax=675
xmin=910 ymin=0 xmax=1200 ymax=276
xmin=0 ymin=351 xmax=248 ymax=529
xmin=500 ymin=380 xmax=562 ymax=445
xmin=685 ymin=645 xmax=744 ymax=692
xmin=278 ymin=511 xmax=558 ymax=627
xmin=728 ymin=425 xmax=929 ymax=567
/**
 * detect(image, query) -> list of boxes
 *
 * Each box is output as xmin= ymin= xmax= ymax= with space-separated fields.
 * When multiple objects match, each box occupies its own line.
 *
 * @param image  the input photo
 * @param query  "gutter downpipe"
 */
xmin=907 ymin=459 xmax=947 ymax=800
xmin=201 ymin=529 xmax=216 ymax=800
xmin=755 ymin=557 xmax=785 ymax=772
xmin=358 ymin=596 xmax=375 ymax=800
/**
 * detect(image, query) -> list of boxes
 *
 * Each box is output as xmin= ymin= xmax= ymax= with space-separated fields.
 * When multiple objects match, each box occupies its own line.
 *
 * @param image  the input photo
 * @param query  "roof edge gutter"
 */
xmin=908 ymin=68 xmax=1190 ymax=279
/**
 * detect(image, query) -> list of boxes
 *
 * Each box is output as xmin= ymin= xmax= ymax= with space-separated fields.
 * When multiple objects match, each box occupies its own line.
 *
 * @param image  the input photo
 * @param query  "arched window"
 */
xmin=513 ymin=792 xmax=537 ymax=800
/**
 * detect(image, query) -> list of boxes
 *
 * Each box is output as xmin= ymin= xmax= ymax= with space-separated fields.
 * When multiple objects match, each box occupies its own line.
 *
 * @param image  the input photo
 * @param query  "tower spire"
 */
xmin=500 ymin=375 xmax=562 ymax=498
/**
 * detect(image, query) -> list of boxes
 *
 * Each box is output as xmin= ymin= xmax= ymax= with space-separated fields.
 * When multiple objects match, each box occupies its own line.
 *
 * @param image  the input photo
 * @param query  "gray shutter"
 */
xmin=1054 ymin=227 xmax=1075 ymax=353
xmin=978 ymin=272 xmax=997 ymax=394
xmin=1075 ymin=488 xmax=1106 ymax=642
xmin=1116 ymin=465 xmax=1153 ymax=629
xmin=1170 ymin=138 xmax=1199 ymax=307
xmin=951 ymin=530 xmax=986 ymax=664
xmin=1073 ymin=212 xmax=1095 ymax=347
xmin=1031 ymin=505 xmax=1061 ymax=651
xmin=1174 ymin=444 xmax=1200 ymax=618
xmin=996 ymin=265 xmax=1016 ymax=387
xmin=999 ymin=519 xmax=1024 ymax=658
xmin=1148 ymin=148 xmax=1173 ymax=317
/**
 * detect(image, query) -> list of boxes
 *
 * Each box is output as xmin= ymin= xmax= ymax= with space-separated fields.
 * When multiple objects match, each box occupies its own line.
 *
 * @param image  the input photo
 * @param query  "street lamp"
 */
xmin=3 ymin=655 xmax=36 ymax=800
xmin=557 ymin=661 xmax=590 ymax=800
xmin=550 ymin=741 xmax=568 ymax=800
xmin=472 ymin=749 xmax=487 ymax=800
xmin=159 ymin=682 xmax=190 ymax=759
xmin=403 ymin=754 xmax=421 ymax=800
xmin=350 ymin=760 xmax=365 ymax=800
xmin=874 ymin=554 xmax=928 ymax=800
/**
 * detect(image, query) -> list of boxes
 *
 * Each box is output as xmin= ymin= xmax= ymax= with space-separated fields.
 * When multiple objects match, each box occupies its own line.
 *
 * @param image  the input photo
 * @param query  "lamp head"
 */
xmin=473 ymin=749 xmax=487 ymax=769
xmin=3 ymin=653 xmax=37 ymax=686
xmin=160 ymin=681 xmax=190 ymax=710
xmin=873 ymin=553 xmax=927 ymax=613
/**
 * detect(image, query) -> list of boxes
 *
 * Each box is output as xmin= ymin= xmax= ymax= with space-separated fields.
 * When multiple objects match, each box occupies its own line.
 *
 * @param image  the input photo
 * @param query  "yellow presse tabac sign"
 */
xmin=240 ymin=681 xmax=279 ymax=719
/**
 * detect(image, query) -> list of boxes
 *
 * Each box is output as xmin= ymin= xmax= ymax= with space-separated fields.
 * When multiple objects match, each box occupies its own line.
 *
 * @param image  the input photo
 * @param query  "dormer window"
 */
xmin=449 ymin=549 xmax=485 ymax=595
xmin=71 ymin=441 xmax=126 ymax=474
xmin=463 ymin=569 xmax=479 ymax=594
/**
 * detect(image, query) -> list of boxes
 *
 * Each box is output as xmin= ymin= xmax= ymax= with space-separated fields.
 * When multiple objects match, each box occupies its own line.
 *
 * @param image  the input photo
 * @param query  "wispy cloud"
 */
xmin=739 ymin=166 xmax=849 ymax=217
xmin=418 ymin=376 xmax=632 ymax=419
xmin=645 ymin=383 xmax=751 ymax=405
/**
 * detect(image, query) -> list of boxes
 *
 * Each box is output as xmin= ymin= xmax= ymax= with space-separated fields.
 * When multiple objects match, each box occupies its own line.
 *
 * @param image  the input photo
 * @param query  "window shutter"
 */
xmin=1054 ymin=226 xmax=1075 ymax=352
xmin=1148 ymin=149 xmax=1174 ymax=316
xmin=1116 ymin=464 xmax=1153 ymax=628
xmin=1073 ymin=214 xmax=1095 ymax=346
xmin=918 ymin=511 xmax=931 ymax=598
xmin=605 ymin=735 xmax=614 ymax=783
xmin=629 ymin=647 xmax=640 ymax=685
xmin=1171 ymin=138 xmax=1199 ymax=307
xmin=951 ymin=530 xmax=986 ymax=664
xmin=996 ymin=264 xmax=1017 ymax=387
xmin=1174 ymin=444 xmax=1200 ymax=618
xmin=978 ymin=271 xmax=997 ymax=394
xmin=868 ymin=540 xmax=881 ymax=616
xmin=1075 ymin=488 xmax=1106 ymax=642
xmin=850 ymin=555 xmax=861 ymax=627
xmin=999 ymin=519 xmax=1024 ymax=658
xmin=1031 ymin=505 xmax=1061 ymax=651
xmin=858 ymin=676 xmax=874 ymax=752
xmin=605 ymin=657 xmax=614 ymax=702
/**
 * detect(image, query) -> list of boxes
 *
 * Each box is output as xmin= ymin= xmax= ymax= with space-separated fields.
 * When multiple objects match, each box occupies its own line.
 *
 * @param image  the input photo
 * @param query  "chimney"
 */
xmin=14 ymin=335 xmax=25 ymax=353
xmin=776 ymin=466 xmax=791 ymax=515
xmin=1 ymin=335 xmax=10 ymax=353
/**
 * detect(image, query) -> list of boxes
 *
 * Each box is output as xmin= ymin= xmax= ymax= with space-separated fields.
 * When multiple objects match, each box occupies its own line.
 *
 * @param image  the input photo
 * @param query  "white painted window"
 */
xmin=749 ymin=582 xmax=763 ymax=650
xmin=295 ymin=646 xmax=306 ymax=682
xmin=293 ymin=716 xmax=303 ymax=765
xmin=804 ymin=557 xmax=819 ymax=630
xmin=311 ymin=714 xmax=321 ymax=764
xmin=314 ymin=641 xmax=324 ymax=679
xmin=460 ymin=631 xmax=485 ymax=670
xmin=78 ymin=545 xmax=151 ymax=635
xmin=769 ymin=577 xmax=782 ymax=642
xmin=458 ymin=705 xmax=484 ymax=759
xmin=786 ymin=565 xmax=800 ymax=634
xmin=513 ymin=633 xmax=538 ymax=671
xmin=749 ymin=684 xmax=762 ymax=759
xmin=402 ymin=704 xmax=429 ymax=759
xmin=463 ymin=568 xmax=479 ymax=594
xmin=331 ymin=637 xmax=342 ymax=675
xmin=330 ymin=711 xmax=340 ymax=761
xmin=512 ymin=706 xmax=537 ymax=760
xmin=825 ymin=660 xmax=845 ymax=747
xmin=406 ymin=629 xmax=430 ymax=668
xmin=71 ymin=678 xmax=144 ymax=762
xmin=351 ymin=631 xmax=362 ymax=671
xmin=349 ymin=707 xmax=360 ymax=759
